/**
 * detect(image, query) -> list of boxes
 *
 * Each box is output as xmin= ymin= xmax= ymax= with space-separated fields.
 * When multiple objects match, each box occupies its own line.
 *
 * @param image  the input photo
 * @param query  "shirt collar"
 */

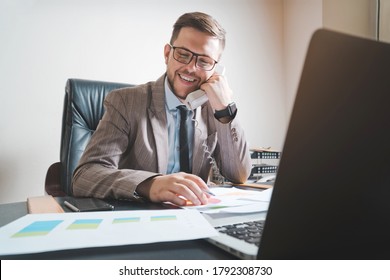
xmin=165 ymin=77 xmax=183 ymax=111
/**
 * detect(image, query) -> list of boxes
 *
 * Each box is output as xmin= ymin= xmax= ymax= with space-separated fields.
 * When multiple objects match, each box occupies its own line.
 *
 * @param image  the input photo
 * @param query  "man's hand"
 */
xmin=136 ymin=173 xmax=211 ymax=206
xmin=200 ymin=73 xmax=233 ymax=111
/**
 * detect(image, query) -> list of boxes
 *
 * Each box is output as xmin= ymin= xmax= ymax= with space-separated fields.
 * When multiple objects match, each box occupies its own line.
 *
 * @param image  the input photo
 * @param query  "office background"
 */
xmin=0 ymin=0 xmax=380 ymax=203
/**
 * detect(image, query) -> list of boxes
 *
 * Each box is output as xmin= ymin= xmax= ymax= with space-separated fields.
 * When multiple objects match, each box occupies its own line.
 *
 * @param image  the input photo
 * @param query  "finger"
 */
xmin=172 ymin=183 xmax=203 ymax=206
xmin=165 ymin=192 xmax=188 ymax=206
xmin=202 ymin=188 xmax=215 ymax=198
xmin=186 ymin=177 xmax=212 ymax=202
xmin=181 ymin=173 xmax=208 ymax=190
xmin=150 ymin=185 xmax=188 ymax=206
xmin=175 ymin=177 xmax=208 ymax=205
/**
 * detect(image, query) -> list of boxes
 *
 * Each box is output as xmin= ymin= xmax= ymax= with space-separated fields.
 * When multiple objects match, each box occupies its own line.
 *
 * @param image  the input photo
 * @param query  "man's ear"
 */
xmin=164 ymin=44 xmax=171 ymax=64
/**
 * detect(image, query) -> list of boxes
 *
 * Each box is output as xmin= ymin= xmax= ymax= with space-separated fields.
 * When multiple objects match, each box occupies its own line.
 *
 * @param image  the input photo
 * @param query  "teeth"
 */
xmin=179 ymin=74 xmax=195 ymax=82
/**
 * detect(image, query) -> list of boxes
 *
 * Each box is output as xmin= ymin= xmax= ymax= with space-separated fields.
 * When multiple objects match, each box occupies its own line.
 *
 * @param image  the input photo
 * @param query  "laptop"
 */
xmin=205 ymin=29 xmax=390 ymax=260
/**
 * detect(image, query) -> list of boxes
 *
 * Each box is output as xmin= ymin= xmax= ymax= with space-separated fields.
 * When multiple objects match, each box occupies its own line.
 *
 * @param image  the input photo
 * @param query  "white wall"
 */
xmin=283 ymin=0 xmax=323 ymax=117
xmin=323 ymin=0 xmax=378 ymax=40
xmin=0 ymin=0 xmax=289 ymax=203
xmin=379 ymin=0 xmax=390 ymax=42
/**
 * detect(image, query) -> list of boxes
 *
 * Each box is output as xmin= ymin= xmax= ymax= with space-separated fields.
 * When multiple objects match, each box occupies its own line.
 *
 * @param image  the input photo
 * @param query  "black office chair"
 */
xmin=45 ymin=79 xmax=134 ymax=196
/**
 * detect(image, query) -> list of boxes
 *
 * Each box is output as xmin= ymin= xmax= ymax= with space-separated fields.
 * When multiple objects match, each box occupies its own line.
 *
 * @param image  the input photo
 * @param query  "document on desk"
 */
xmin=0 ymin=209 xmax=217 ymax=256
xmin=184 ymin=187 xmax=273 ymax=214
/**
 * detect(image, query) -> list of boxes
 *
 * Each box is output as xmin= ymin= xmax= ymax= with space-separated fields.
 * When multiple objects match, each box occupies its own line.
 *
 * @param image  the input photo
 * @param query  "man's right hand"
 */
xmin=136 ymin=172 xmax=211 ymax=206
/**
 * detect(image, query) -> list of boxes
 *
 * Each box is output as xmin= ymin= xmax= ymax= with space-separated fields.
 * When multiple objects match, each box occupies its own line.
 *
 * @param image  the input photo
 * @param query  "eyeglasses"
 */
xmin=169 ymin=45 xmax=218 ymax=71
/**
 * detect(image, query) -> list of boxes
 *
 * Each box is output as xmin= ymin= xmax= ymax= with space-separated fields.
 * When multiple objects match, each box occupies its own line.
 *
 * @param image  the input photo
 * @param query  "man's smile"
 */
xmin=178 ymin=73 xmax=197 ymax=83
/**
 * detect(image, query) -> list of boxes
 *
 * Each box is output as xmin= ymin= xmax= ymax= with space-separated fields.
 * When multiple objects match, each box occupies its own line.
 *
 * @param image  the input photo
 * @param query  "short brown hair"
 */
xmin=170 ymin=12 xmax=226 ymax=52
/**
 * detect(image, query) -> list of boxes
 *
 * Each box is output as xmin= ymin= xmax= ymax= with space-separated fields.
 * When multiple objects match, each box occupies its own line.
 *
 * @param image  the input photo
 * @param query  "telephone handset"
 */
xmin=184 ymin=65 xmax=226 ymax=110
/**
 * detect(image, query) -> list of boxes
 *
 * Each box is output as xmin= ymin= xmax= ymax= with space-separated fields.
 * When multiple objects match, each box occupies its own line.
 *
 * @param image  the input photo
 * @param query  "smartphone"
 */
xmin=184 ymin=65 xmax=225 ymax=110
xmin=64 ymin=197 xmax=114 ymax=212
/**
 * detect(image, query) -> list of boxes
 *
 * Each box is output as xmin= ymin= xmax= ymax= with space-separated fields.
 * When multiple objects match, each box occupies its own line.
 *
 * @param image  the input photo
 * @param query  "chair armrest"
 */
xmin=45 ymin=162 xmax=67 ymax=197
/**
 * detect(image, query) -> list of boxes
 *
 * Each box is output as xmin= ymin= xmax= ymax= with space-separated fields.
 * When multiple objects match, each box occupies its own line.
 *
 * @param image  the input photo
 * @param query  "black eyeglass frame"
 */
xmin=169 ymin=44 xmax=218 ymax=71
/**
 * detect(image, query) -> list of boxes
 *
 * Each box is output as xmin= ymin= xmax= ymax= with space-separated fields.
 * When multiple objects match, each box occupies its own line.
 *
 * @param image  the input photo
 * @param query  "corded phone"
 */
xmin=181 ymin=64 xmax=226 ymax=183
xmin=184 ymin=65 xmax=226 ymax=110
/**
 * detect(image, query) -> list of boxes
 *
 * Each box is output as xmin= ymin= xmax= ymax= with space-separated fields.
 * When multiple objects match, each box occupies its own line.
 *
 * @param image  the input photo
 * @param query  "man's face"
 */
xmin=164 ymin=27 xmax=221 ymax=100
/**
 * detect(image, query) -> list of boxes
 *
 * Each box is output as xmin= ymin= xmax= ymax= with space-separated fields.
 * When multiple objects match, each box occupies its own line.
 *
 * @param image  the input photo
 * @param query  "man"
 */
xmin=72 ymin=12 xmax=252 ymax=206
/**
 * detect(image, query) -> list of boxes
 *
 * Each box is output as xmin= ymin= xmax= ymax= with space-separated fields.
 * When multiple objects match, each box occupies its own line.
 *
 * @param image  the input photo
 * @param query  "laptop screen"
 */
xmin=258 ymin=29 xmax=390 ymax=259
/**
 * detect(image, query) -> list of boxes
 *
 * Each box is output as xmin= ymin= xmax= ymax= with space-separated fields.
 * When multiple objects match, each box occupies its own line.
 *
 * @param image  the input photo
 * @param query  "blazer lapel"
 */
xmin=148 ymin=75 xmax=168 ymax=173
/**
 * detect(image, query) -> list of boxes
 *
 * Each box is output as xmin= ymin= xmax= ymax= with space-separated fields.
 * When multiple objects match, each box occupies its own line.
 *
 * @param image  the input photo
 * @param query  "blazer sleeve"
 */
xmin=213 ymin=111 xmax=252 ymax=184
xmin=72 ymin=88 xmax=160 ymax=199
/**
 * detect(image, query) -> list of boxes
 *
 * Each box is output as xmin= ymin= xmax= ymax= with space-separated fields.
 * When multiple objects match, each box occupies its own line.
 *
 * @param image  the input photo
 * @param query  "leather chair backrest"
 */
xmin=60 ymin=79 xmax=134 ymax=195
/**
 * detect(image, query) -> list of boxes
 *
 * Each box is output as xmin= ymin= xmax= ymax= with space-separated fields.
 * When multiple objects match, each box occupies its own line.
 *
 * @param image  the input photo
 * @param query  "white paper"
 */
xmin=0 ymin=209 xmax=217 ymax=256
xmin=238 ymin=187 xmax=273 ymax=202
xmin=219 ymin=202 xmax=270 ymax=213
xmin=184 ymin=187 xmax=273 ymax=214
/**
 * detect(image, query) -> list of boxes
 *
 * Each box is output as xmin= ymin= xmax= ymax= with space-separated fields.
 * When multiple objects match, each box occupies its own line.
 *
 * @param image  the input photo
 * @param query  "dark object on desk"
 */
xmin=250 ymin=164 xmax=278 ymax=175
xmin=45 ymin=79 xmax=134 ymax=196
xmin=250 ymin=148 xmax=281 ymax=159
xmin=257 ymin=29 xmax=390 ymax=259
xmin=63 ymin=197 xmax=114 ymax=212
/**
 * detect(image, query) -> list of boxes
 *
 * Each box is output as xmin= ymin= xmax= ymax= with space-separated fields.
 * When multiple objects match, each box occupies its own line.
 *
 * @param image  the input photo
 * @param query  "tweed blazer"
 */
xmin=72 ymin=74 xmax=252 ymax=199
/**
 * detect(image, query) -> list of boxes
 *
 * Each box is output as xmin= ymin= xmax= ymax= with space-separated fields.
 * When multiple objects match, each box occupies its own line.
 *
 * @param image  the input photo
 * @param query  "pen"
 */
xmin=203 ymin=189 xmax=216 ymax=196
xmin=64 ymin=200 xmax=80 ymax=212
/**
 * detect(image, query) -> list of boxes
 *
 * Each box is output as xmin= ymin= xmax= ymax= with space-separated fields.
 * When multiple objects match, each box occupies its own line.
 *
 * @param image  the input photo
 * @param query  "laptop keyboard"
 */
xmin=215 ymin=220 xmax=265 ymax=247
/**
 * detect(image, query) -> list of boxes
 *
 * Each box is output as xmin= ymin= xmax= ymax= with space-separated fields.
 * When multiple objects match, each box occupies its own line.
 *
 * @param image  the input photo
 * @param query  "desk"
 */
xmin=0 ymin=198 xmax=236 ymax=260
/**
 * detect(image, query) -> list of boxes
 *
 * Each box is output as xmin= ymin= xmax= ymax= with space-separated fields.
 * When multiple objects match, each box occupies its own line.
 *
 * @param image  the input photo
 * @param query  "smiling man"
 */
xmin=72 ymin=12 xmax=252 ymax=206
